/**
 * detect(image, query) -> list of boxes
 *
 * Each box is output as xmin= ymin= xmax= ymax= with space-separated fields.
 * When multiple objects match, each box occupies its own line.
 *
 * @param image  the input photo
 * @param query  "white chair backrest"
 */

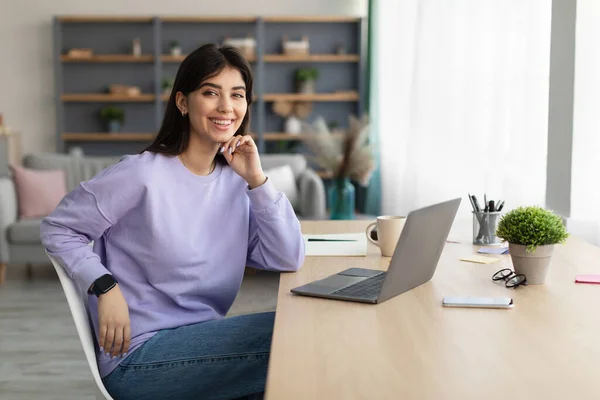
xmin=47 ymin=252 xmax=114 ymax=400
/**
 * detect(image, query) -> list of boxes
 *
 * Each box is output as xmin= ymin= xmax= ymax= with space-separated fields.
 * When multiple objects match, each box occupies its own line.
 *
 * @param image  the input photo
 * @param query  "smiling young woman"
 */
xmin=40 ymin=44 xmax=305 ymax=400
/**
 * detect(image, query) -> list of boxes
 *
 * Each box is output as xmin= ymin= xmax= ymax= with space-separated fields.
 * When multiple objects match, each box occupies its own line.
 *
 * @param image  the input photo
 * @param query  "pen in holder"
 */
xmin=472 ymin=211 xmax=502 ymax=245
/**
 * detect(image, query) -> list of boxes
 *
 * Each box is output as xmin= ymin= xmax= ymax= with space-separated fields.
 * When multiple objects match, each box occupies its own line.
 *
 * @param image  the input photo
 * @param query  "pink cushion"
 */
xmin=11 ymin=165 xmax=67 ymax=219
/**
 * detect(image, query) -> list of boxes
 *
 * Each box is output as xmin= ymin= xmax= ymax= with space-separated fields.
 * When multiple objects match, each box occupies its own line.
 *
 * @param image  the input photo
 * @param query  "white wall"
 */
xmin=0 ymin=0 xmax=367 ymax=156
xmin=570 ymin=0 xmax=600 ymax=244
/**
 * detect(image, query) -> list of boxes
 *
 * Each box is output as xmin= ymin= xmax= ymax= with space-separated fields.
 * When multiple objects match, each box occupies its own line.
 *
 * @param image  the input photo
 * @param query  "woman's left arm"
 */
xmin=245 ymin=179 xmax=305 ymax=272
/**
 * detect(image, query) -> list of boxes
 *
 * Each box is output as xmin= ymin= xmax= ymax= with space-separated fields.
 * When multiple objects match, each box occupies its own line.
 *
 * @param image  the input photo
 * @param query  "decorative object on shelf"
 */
xmin=132 ymin=38 xmax=142 ymax=57
xmin=170 ymin=40 xmax=182 ymax=56
xmin=336 ymin=44 xmax=346 ymax=55
xmin=495 ymin=206 xmax=569 ymax=285
xmin=67 ymin=48 xmax=93 ymax=58
xmin=222 ymin=36 xmax=256 ymax=59
xmin=69 ymin=146 xmax=84 ymax=157
xmin=302 ymin=115 xmax=374 ymax=220
xmin=109 ymin=84 xmax=141 ymax=97
xmin=272 ymin=100 xmax=313 ymax=134
xmin=282 ymin=35 xmax=309 ymax=55
xmin=295 ymin=67 xmax=319 ymax=94
xmin=162 ymin=77 xmax=174 ymax=97
xmin=99 ymin=106 xmax=125 ymax=133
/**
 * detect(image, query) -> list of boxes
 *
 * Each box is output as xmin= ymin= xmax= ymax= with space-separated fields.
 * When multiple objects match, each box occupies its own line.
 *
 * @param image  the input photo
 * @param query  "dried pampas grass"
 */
xmin=302 ymin=114 xmax=375 ymax=186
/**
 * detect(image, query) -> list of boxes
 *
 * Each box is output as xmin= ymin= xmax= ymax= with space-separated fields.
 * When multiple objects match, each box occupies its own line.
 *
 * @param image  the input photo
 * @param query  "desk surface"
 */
xmin=265 ymin=220 xmax=600 ymax=400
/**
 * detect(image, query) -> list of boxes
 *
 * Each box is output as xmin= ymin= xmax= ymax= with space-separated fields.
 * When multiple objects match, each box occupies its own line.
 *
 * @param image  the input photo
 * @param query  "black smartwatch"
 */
xmin=89 ymin=274 xmax=118 ymax=297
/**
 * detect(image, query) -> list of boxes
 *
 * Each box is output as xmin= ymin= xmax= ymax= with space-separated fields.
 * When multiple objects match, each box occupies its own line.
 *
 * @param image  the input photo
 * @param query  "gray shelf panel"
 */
xmin=61 ymin=23 xmax=154 ymax=55
xmin=160 ymin=23 xmax=256 ymax=54
xmin=64 ymin=103 xmax=156 ymax=133
xmin=62 ymin=64 xmax=155 ymax=93
xmin=263 ymin=23 xmax=359 ymax=55
xmin=263 ymin=63 xmax=357 ymax=93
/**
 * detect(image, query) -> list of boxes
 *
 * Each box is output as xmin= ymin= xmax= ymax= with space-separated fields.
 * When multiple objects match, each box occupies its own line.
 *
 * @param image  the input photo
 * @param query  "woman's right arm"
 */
xmin=40 ymin=157 xmax=146 ymax=357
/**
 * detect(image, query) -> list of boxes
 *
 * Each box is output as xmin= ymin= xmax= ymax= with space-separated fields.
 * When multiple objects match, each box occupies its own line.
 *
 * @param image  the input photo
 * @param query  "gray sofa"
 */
xmin=0 ymin=152 xmax=326 ymax=284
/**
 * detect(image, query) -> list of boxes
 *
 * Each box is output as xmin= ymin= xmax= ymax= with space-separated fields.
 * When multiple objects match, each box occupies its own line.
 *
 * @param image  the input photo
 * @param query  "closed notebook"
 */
xmin=303 ymin=233 xmax=367 ymax=257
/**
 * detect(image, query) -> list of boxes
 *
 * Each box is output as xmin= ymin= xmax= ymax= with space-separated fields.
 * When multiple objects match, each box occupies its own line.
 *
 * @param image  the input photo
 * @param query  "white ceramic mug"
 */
xmin=365 ymin=216 xmax=407 ymax=257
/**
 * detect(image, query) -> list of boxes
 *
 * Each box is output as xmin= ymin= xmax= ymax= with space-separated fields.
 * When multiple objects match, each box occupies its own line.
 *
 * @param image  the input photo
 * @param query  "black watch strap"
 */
xmin=90 ymin=274 xmax=118 ymax=297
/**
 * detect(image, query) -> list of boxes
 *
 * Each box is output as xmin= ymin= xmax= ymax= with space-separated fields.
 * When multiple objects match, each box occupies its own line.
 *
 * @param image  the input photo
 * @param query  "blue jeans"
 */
xmin=102 ymin=312 xmax=275 ymax=400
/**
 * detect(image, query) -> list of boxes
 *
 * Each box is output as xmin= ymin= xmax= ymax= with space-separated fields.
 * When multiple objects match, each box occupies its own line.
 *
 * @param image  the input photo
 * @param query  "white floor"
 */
xmin=0 ymin=264 xmax=280 ymax=399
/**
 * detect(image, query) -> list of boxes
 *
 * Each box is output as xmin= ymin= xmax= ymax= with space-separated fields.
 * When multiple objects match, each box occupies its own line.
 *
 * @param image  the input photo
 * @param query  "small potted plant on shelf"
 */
xmin=99 ymin=106 xmax=125 ymax=133
xmin=162 ymin=77 xmax=174 ymax=97
xmin=495 ymin=206 xmax=569 ymax=284
xmin=170 ymin=40 xmax=182 ymax=56
xmin=295 ymin=67 xmax=318 ymax=94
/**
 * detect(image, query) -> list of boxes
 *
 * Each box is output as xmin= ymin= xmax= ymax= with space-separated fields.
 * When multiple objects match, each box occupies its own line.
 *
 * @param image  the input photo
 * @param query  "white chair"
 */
xmin=47 ymin=252 xmax=115 ymax=400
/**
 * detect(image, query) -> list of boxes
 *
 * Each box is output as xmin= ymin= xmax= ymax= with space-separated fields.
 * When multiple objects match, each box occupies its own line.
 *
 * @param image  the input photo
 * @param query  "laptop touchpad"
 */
xmin=313 ymin=275 xmax=366 ymax=289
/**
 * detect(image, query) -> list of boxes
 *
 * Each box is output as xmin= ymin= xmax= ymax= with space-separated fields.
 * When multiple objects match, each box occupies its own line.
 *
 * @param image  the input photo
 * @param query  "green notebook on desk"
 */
xmin=302 ymin=233 xmax=367 ymax=257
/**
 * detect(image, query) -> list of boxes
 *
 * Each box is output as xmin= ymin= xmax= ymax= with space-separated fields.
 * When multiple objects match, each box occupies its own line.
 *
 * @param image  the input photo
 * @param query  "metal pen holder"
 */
xmin=472 ymin=211 xmax=501 ymax=245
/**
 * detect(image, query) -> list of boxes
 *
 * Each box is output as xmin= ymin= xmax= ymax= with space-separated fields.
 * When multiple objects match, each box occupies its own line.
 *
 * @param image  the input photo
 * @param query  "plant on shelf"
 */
xmin=170 ymin=40 xmax=182 ymax=56
xmin=295 ymin=67 xmax=319 ymax=94
xmin=495 ymin=206 xmax=569 ymax=284
xmin=162 ymin=77 xmax=175 ymax=97
xmin=302 ymin=114 xmax=374 ymax=220
xmin=99 ymin=106 xmax=125 ymax=133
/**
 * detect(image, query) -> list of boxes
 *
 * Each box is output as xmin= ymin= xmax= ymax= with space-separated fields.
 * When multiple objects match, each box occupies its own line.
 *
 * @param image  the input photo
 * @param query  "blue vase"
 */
xmin=328 ymin=177 xmax=355 ymax=220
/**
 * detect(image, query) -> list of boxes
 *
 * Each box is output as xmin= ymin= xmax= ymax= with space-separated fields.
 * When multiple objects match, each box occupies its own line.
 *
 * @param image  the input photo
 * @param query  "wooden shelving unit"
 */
xmin=263 ymin=16 xmax=361 ymax=23
xmin=61 ymin=94 xmax=155 ymax=102
xmin=56 ymin=16 xmax=153 ymax=23
xmin=263 ymin=54 xmax=359 ymax=63
xmin=263 ymin=92 xmax=359 ymax=102
xmin=161 ymin=54 xmax=256 ymax=63
xmin=263 ymin=132 xmax=343 ymax=141
xmin=55 ymin=14 xmax=366 ymax=161
xmin=62 ymin=133 xmax=155 ymax=141
xmin=61 ymin=55 xmax=154 ymax=63
xmin=160 ymin=16 xmax=257 ymax=23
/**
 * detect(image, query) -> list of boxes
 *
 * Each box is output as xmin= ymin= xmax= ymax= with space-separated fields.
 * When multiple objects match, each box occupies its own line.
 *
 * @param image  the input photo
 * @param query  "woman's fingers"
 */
xmin=221 ymin=135 xmax=253 ymax=154
xmin=99 ymin=324 xmax=107 ymax=353
xmin=112 ymin=326 xmax=124 ymax=357
xmin=104 ymin=325 xmax=115 ymax=356
xmin=122 ymin=324 xmax=131 ymax=355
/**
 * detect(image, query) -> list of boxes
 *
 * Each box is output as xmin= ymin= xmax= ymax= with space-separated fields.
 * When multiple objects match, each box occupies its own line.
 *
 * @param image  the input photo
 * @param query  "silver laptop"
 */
xmin=291 ymin=198 xmax=461 ymax=304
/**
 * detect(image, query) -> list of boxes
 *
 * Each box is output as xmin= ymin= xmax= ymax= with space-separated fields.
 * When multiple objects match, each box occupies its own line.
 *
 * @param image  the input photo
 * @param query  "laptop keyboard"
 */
xmin=330 ymin=273 xmax=387 ymax=299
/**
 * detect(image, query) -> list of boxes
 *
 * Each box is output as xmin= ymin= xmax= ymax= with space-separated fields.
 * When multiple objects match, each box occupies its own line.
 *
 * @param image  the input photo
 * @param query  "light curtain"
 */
xmin=373 ymin=0 xmax=552 ymax=220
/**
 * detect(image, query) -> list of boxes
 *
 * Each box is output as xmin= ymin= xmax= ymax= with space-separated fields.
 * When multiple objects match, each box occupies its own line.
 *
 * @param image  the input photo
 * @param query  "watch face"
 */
xmin=95 ymin=274 xmax=116 ymax=294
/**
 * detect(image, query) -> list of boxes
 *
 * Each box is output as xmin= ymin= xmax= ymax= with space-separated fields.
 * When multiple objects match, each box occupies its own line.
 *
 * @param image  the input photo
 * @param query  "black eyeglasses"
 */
xmin=492 ymin=268 xmax=527 ymax=288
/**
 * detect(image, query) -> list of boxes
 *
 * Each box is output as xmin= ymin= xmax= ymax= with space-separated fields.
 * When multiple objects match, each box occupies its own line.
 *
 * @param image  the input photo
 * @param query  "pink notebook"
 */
xmin=575 ymin=274 xmax=600 ymax=284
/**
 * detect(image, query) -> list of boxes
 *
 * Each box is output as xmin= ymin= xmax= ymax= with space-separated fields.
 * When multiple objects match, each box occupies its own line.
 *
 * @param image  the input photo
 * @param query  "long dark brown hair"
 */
xmin=142 ymin=44 xmax=253 ymax=165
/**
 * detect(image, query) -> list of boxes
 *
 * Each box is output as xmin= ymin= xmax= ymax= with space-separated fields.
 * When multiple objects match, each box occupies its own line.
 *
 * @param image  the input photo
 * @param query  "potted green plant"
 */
xmin=170 ymin=40 xmax=182 ymax=56
xmin=495 ymin=206 xmax=569 ymax=284
xmin=99 ymin=106 xmax=125 ymax=133
xmin=162 ymin=77 xmax=174 ymax=97
xmin=295 ymin=67 xmax=318 ymax=93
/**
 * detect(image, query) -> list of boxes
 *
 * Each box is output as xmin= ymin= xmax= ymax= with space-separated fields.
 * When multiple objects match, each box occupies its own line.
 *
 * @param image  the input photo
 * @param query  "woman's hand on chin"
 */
xmin=221 ymin=135 xmax=267 ymax=189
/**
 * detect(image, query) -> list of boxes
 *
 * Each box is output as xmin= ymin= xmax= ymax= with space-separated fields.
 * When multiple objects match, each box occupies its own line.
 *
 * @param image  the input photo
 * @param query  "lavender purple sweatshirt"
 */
xmin=40 ymin=151 xmax=305 ymax=377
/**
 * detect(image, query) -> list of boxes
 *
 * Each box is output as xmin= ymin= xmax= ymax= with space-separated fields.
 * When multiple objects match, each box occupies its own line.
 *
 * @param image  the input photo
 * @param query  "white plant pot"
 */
xmin=284 ymin=116 xmax=302 ymax=134
xmin=171 ymin=47 xmax=182 ymax=56
xmin=508 ymin=243 xmax=554 ymax=285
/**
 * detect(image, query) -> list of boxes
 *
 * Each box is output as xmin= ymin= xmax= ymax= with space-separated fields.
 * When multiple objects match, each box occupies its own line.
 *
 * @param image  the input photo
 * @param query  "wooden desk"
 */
xmin=265 ymin=220 xmax=600 ymax=400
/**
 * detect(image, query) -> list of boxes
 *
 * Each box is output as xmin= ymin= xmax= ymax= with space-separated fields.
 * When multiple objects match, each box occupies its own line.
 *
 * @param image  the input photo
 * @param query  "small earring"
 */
xmin=182 ymin=111 xmax=186 ymax=117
